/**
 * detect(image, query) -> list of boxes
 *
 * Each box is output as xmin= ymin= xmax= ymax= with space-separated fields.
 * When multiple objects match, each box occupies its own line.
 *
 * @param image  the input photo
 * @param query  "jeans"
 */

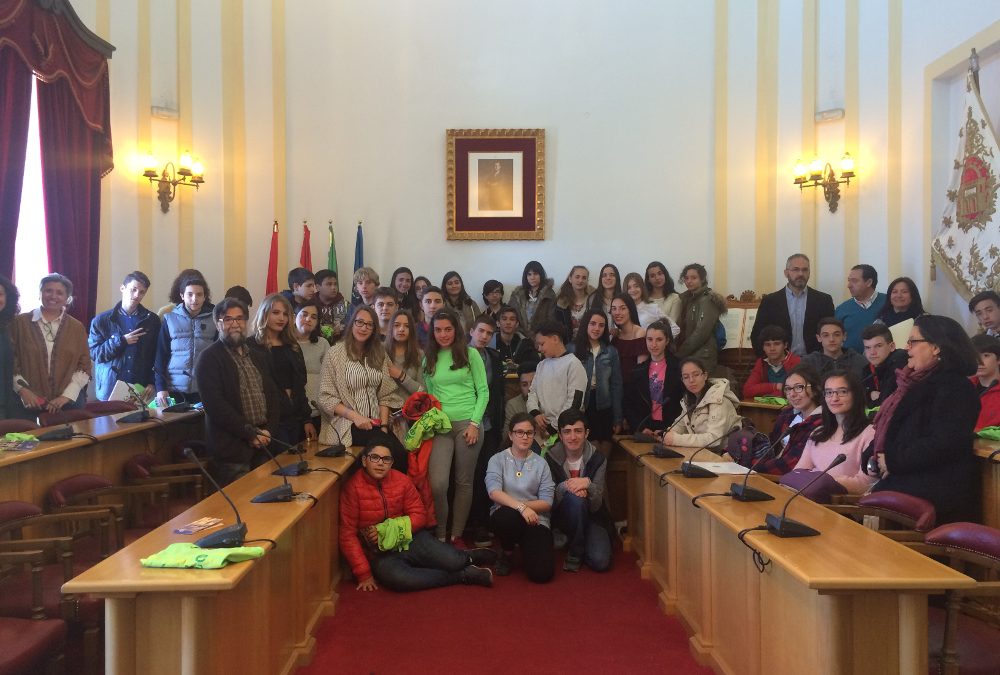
xmin=552 ymin=493 xmax=612 ymax=572
xmin=371 ymin=530 xmax=470 ymax=592
xmin=490 ymin=506 xmax=554 ymax=583
xmin=428 ymin=420 xmax=482 ymax=539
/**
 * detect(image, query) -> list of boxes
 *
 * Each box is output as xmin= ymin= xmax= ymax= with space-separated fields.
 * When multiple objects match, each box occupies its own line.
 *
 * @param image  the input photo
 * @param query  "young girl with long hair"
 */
xmin=391 ymin=267 xmax=419 ymax=315
xmin=571 ymin=308 xmax=623 ymax=455
xmin=644 ymin=261 xmax=681 ymax=323
xmin=609 ymin=293 xmax=647 ymax=392
xmin=555 ymin=265 xmax=593 ymax=340
xmin=383 ymin=309 xmax=424 ymax=426
xmin=250 ymin=293 xmax=311 ymax=442
xmin=292 ymin=300 xmax=330 ymax=436
xmin=624 ymin=319 xmax=683 ymax=437
xmin=508 ymin=260 xmax=557 ymax=338
xmin=441 ymin=271 xmax=481 ymax=332
xmin=589 ymin=263 xmax=622 ymax=320
xmin=661 ymin=357 xmax=740 ymax=448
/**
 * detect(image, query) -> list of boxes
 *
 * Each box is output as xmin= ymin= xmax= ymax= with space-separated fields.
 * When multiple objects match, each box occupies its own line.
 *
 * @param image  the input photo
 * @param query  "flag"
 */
xmin=327 ymin=221 xmax=338 ymax=275
xmin=265 ymin=221 xmax=279 ymax=295
xmin=353 ymin=221 xmax=364 ymax=272
xmin=932 ymin=69 xmax=1000 ymax=298
xmin=299 ymin=222 xmax=312 ymax=271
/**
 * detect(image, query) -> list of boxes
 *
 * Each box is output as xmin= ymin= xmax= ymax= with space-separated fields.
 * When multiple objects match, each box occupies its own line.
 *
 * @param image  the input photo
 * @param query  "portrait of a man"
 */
xmin=477 ymin=158 xmax=514 ymax=211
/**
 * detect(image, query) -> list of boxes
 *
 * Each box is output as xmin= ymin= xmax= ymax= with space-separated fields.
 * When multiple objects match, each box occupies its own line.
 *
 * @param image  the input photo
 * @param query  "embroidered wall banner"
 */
xmin=933 ymin=71 xmax=1000 ymax=298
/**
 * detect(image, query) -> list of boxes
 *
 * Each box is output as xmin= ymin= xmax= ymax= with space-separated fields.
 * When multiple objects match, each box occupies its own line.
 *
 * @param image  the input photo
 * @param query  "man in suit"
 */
xmin=750 ymin=253 xmax=835 ymax=357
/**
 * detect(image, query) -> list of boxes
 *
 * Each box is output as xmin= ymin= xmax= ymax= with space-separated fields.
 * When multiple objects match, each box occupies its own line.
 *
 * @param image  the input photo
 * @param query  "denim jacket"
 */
xmin=568 ymin=342 xmax=622 ymax=424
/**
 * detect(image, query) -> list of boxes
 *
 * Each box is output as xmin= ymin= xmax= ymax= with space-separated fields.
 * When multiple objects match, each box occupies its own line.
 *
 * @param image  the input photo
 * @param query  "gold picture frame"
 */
xmin=446 ymin=128 xmax=545 ymax=240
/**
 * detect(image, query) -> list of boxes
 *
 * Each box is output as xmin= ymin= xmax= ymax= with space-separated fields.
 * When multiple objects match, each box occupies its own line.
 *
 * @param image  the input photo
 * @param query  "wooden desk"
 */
xmin=63 ymin=443 xmax=356 ymax=675
xmin=0 ymin=410 xmax=204 ymax=506
xmin=737 ymin=400 xmax=783 ymax=434
xmin=974 ymin=438 xmax=1000 ymax=528
xmin=618 ymin=439 xmax=973 ymax=675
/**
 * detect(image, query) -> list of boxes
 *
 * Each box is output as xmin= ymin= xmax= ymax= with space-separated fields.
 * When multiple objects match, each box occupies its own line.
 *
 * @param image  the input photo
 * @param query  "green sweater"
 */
xmin=423 ymin=348 xmax=489 ymax=425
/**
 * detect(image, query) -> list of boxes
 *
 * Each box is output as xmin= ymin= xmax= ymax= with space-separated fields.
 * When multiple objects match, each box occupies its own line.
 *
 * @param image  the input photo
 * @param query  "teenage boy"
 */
xmin=505 ymin=361 xmax=537 ymax=432
xmin=373 ymin=287 xmax=399 ymax=338
xmin=282 ymin=267 xmax=316 ymax=311
xmin=969 ymin=290 xmax=1000 ymax=337
xmin=860 ymin=324 xmax=908 ymax=407
xmin=416 ymin=286 xmax=445 ymax=349
xmin=545 ymin=409 xmax=612 ymax=573
xmin=314 ymin=269 xmax=349 ymax=342
xmin=527 ymin=322 xmax=588 ymax=438
xmin=488 ymin=305 xmax=536 ymax=369
xmin=971 ymin=334 xmax=1000 ymax=431
xmin=742 ymin=325 xmax=800 ymax=398
xmin=468 ymin=316 xmax=505 ymax=547
xmin=799 ymin=317 xmax=867 ymax=379
xmin=352 ymin=267 xmax=380 ymax=309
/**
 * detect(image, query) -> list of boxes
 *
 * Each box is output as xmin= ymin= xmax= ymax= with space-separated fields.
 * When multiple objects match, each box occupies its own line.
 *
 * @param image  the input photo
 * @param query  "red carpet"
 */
xmin=298 ymin=549 xmax=711 ymax=675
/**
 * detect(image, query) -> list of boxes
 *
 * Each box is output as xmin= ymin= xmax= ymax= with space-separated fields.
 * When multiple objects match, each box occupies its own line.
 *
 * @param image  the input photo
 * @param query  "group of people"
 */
xmin=0 ymin=250 xmax=995 ymax=591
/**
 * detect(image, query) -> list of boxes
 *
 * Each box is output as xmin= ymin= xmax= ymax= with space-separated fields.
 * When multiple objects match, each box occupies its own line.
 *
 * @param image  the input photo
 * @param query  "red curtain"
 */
xmin=0 ymin=47 xmax=33 ymax=279
xmin=37 ymin=76 xmax=103 ymax=323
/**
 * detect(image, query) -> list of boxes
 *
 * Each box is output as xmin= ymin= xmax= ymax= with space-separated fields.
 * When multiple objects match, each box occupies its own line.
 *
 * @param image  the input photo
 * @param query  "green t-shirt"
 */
xmin=423 ymin=347 xmax=488 ymax=424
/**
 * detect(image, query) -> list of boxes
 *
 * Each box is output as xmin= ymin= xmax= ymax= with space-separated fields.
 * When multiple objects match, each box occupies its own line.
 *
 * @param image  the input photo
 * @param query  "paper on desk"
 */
xmin=691 ymin=461 xmax=751 ymax=475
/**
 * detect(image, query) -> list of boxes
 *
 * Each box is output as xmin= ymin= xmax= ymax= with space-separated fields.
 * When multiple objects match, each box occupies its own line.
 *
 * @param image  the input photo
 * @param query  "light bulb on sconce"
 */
xmin=141 ymin=149 xmax=206 ymax=213
xmin=792 ymin=152 xmax=857 ymax=213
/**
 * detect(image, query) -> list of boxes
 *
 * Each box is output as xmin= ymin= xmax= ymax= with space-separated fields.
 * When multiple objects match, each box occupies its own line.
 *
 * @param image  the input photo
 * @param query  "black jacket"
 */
xmin=750 ymin=286 xmax=835 ymax=356
xmin=861 ymin=349 xmax=908 ymax=407
xmin=863 ymin=367 xmax=981 ymax=524
xmin=624 ymin=354 xmax=684 ymax=433
xmin=88 ymin=303 xmax=161 ymax=400
xmin=195 ymin=339 xmax=282 ymax=464
xmin=479 ymin=346 xmax=506 ymax=435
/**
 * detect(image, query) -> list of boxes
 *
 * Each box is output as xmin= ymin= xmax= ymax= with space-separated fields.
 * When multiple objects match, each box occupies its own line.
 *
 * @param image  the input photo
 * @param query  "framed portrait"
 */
xmin=446 ymin=128 xmax=545 ymax=240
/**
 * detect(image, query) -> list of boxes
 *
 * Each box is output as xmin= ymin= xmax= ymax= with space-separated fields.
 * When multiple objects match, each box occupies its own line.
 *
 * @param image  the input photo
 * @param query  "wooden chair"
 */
xmin=827 ymin=490 xmax=936 ymax=541
xmin=36 ymin=409 xmax=94 ymax=427
xmin=0 ymin=551 xmax=67 ymax=675
xmin=0 ymin=419 xmax=38 ymax=434
xmin=46 ymin=474 xmax=170 ymax=548
xmin=83 ymin=400 xmax=138 ymax=416
xmin=123 ymin=453 xmax=204 ymax=518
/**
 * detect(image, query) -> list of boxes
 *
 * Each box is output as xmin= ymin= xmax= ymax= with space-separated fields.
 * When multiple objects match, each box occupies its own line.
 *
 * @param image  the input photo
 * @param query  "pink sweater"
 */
xmin=794 ymin=424 xmax=876 ymax=494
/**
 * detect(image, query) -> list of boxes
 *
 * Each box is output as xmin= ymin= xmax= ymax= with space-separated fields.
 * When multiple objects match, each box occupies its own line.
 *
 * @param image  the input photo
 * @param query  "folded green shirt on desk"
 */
xmin=140 ymin=542 xmax=265 ymax=569
xmin=752 ymin=396 xmax=787 ymax=406
xmin=977 ymin=426 xmax=1000 ymax=441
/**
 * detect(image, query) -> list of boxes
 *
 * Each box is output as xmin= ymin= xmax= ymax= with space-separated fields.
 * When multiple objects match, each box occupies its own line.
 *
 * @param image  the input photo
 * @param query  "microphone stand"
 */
xmin=679 ymin=423 xmax=743 ymax=478
xmin=244 ymin=425 xmax=296 ymax=503
xmin=312 ymin=399 xmax=351 ymax=458
xmin=183 ymin=448 xmax=248 ymax=548
xmin=764 ymin=453 xmax=847 ymax=537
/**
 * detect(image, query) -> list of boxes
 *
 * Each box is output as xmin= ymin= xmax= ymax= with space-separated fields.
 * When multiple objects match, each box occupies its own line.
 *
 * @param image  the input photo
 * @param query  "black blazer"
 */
xmin=863 ymin=367 xmax=980 ymax=524
xmin=750 ymin=286 xmax=835 ymax=356
xmin=480 ymin=346 xmax=506 ymax=435
xmin=624 ymin=354 xmax=684 ymax=433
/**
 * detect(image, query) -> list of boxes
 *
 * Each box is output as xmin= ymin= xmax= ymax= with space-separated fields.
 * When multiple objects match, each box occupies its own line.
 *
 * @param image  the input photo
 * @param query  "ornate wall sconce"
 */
xmin=142 ymin=151 xmax=204 ymax=213
xmin=793 ymin=153 xmax=855 ymax=213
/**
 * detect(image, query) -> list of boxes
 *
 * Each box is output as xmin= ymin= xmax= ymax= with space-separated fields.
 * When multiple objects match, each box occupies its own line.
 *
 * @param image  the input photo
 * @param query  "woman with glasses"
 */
xmin=661 ymin=357 xmax=740 ymax=448
xmin=319 ymin=305 xmax=408 ymax=471
xmin=791 ymin=370 xmax=875 ymax=495
xmin=862 ymin=315 xmax=981 ymax=523
xmin=486 ymin=412 xmax=555 ymax=582
xmin=423 ymin=309 xmax=489 ymax=544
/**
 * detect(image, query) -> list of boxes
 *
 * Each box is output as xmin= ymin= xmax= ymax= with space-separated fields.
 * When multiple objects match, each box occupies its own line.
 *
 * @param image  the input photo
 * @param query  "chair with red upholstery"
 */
xmin=46 ymin=474 xmax=170 ymax=548
xmin=904 ymin=522 xmax=1000 ymax=675
xmin=123 ymin=453 xmax=204 ymax=518
xmin=0 ymin=419 xmax=38 ymax=435
xmin=37 ymin=408 xmax=94 ymax=427
xmin=827 ymin=490 xmax=936 ymax=541
xmin=0 ymin=551 xmax=67 ymax=675
xmin=84 ymin=400 xmax=138 ymax=416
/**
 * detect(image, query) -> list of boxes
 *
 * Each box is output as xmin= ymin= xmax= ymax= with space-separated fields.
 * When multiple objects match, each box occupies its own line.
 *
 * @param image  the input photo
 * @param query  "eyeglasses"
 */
xmin=906 ymin=338 xmax=928 ymax=347
xmin=782 ymin=384 xmax=808 ymax=394
xmin=221 ymin=316 xmax=246 ymax=325
xmin=823 ymin=388 xmax=850 ymax=399
xmin=511 ymin=429 xmax=535 ymax=438
xmin=681 ymin=372 xmax=706 ymax=382
xmin=353 ymin=319 xmax=375 ymax=330
xmin=366 ymin=454 xmax=393 ymax=465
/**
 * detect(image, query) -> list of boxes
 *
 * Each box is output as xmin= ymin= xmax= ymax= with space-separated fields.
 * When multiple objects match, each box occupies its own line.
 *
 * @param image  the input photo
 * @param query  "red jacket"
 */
xmin=339 ymin=469 xmax=427 ymax=582
xmin=743 ymin=353 xmax=801 ymax=398
xmin=971 ymin=377 xmax=1000 ymax=431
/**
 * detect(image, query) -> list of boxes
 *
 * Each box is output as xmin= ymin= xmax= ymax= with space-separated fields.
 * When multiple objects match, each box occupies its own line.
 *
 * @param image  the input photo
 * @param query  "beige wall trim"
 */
xmin=136 ymin=0 xmax=152 ymax=276
xmin=713 ymin=0 xmax=728 ymax=293
xmin=843 ymin=0 xmax=859 ymax=279
xmin=887 ymin=0 xmax=902 ymax=279
xmin=177 ymin=0 xmax=194 ymax=270
xmin=273 ymin=0 xmax=287 ymax=282
xmin=754 ymin=0 xmax=778 ymax=292
xmin=800 ymin=0 xmax=817 ymax=275
xmin=221 ymin=0 xmax=247 ymax=290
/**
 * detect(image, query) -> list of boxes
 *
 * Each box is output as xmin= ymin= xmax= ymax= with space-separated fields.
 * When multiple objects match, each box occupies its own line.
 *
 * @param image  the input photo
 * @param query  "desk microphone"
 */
xmin=243 ymin=425 xmax=296 ymax=503
xmin=314 ymin=403 xmax=349 ymax=458
xmin=182 ymin=447 xmax=247 ymax=548
xmin=261 ymin=433 xmax=308 ymax=476
xmin=680 ymin=423 xmax=743 ymax=478
xmin=764 ymin=453 xmax=846 ymax=538
xmin=730 ymin=428 xmax=794 ymax=502
xmin=36 ymin=425 xmax=75 ymax=441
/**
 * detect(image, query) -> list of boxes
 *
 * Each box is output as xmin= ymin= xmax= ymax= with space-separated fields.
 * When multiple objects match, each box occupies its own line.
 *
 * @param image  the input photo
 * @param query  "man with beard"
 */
xmin=749 ymin=253 xmax=835 ymax=357
xmin=196 ymin=297 xmax=282 ymax=486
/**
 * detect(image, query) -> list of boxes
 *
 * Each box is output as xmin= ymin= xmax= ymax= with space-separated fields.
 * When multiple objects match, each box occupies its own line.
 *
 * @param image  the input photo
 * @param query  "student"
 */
xmin=415 ymin=286 xmax=445 ymax=349
xmin=293 ymin=300 xmax=329 ymax=436
xmin=835 ymin=264 xmax=886 ymax=353
xmin=224 ymin=285 xmax=253 ymax=311
xmin=546 ymin=409 xmax=612 ymax=573
xmin=742 ymin=325 xmax=801 ymax=398
xmin=860 ymin=323 xmax=908 ymax=407
xmin=610 ymin=293 xmax=647 ymax=393
xmin=624 ymin=272 xmax=668 ymax=330
xmin=508 ymin=260 xmax=558 ymax=338
xmin=504 ymin=360 xmax=537 ymax=432
xmin=481 ymin=280 xmax=505 ymax=323
xmin=391 ymin=267 xmax=419 ymax=315
xmin=413 ymin=276 xmax=431 ymax=302
xmin=340 ymin=442 xmax=495 ymax=592
xmin=526 ymin=322 xmax=588 ymax=439
xmin=372 ymin=287 xmax=399 ymax=338
xmin=971 ymin=334 xmax=1000 ymax=431
xmin=799 ymin=317 xmax=867 ymax=379
xmin=625 ymin=319 xmax=682 ymax=438
xmin=969 ymin=289 xmax=1000 ymax=337
xmin=352 ymin=267 xmax=380 ymax=309
xmin=383 ymin=309 xmax=424 ymax=416
xmin=645 ymin=261 xmax=682 ymax=324
xmin=589 ymin=263 xmax=622 ymax=319
xmin=661 ymin=358 xmax=740 ymax=448
xmin=876 ymin=276 xmax=924 ymax=328
xmin=423 ymin=309 xmax=489 ymax=544
xmin=314 ymin=269 xmax=350 ymax=342
xmin=154 ymin=274 xmax=216 ymax=406
xmin=441 ymin=270 xmax=481 ymax=332
xmin=282 ymin=267 xmax=316 ymax=311
xmin=675 ymin=263 xmax=727 ymax=374
xmin=554 ymin=265 xmax=593 ymax=340
xmin=792 ymin=370 xmax=876 ymax=495
xmin=157 ymin=268 xmax=205 ymax=318
xmin=488 ymin=305 xmax=535 ymax=370
xmin=467 ymin=315 xmax=506 ymax=547
xmin=486 ymin=413 xmax=555 ymax=582
xmin=571 ymin=308 xmax=624 ymax=455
